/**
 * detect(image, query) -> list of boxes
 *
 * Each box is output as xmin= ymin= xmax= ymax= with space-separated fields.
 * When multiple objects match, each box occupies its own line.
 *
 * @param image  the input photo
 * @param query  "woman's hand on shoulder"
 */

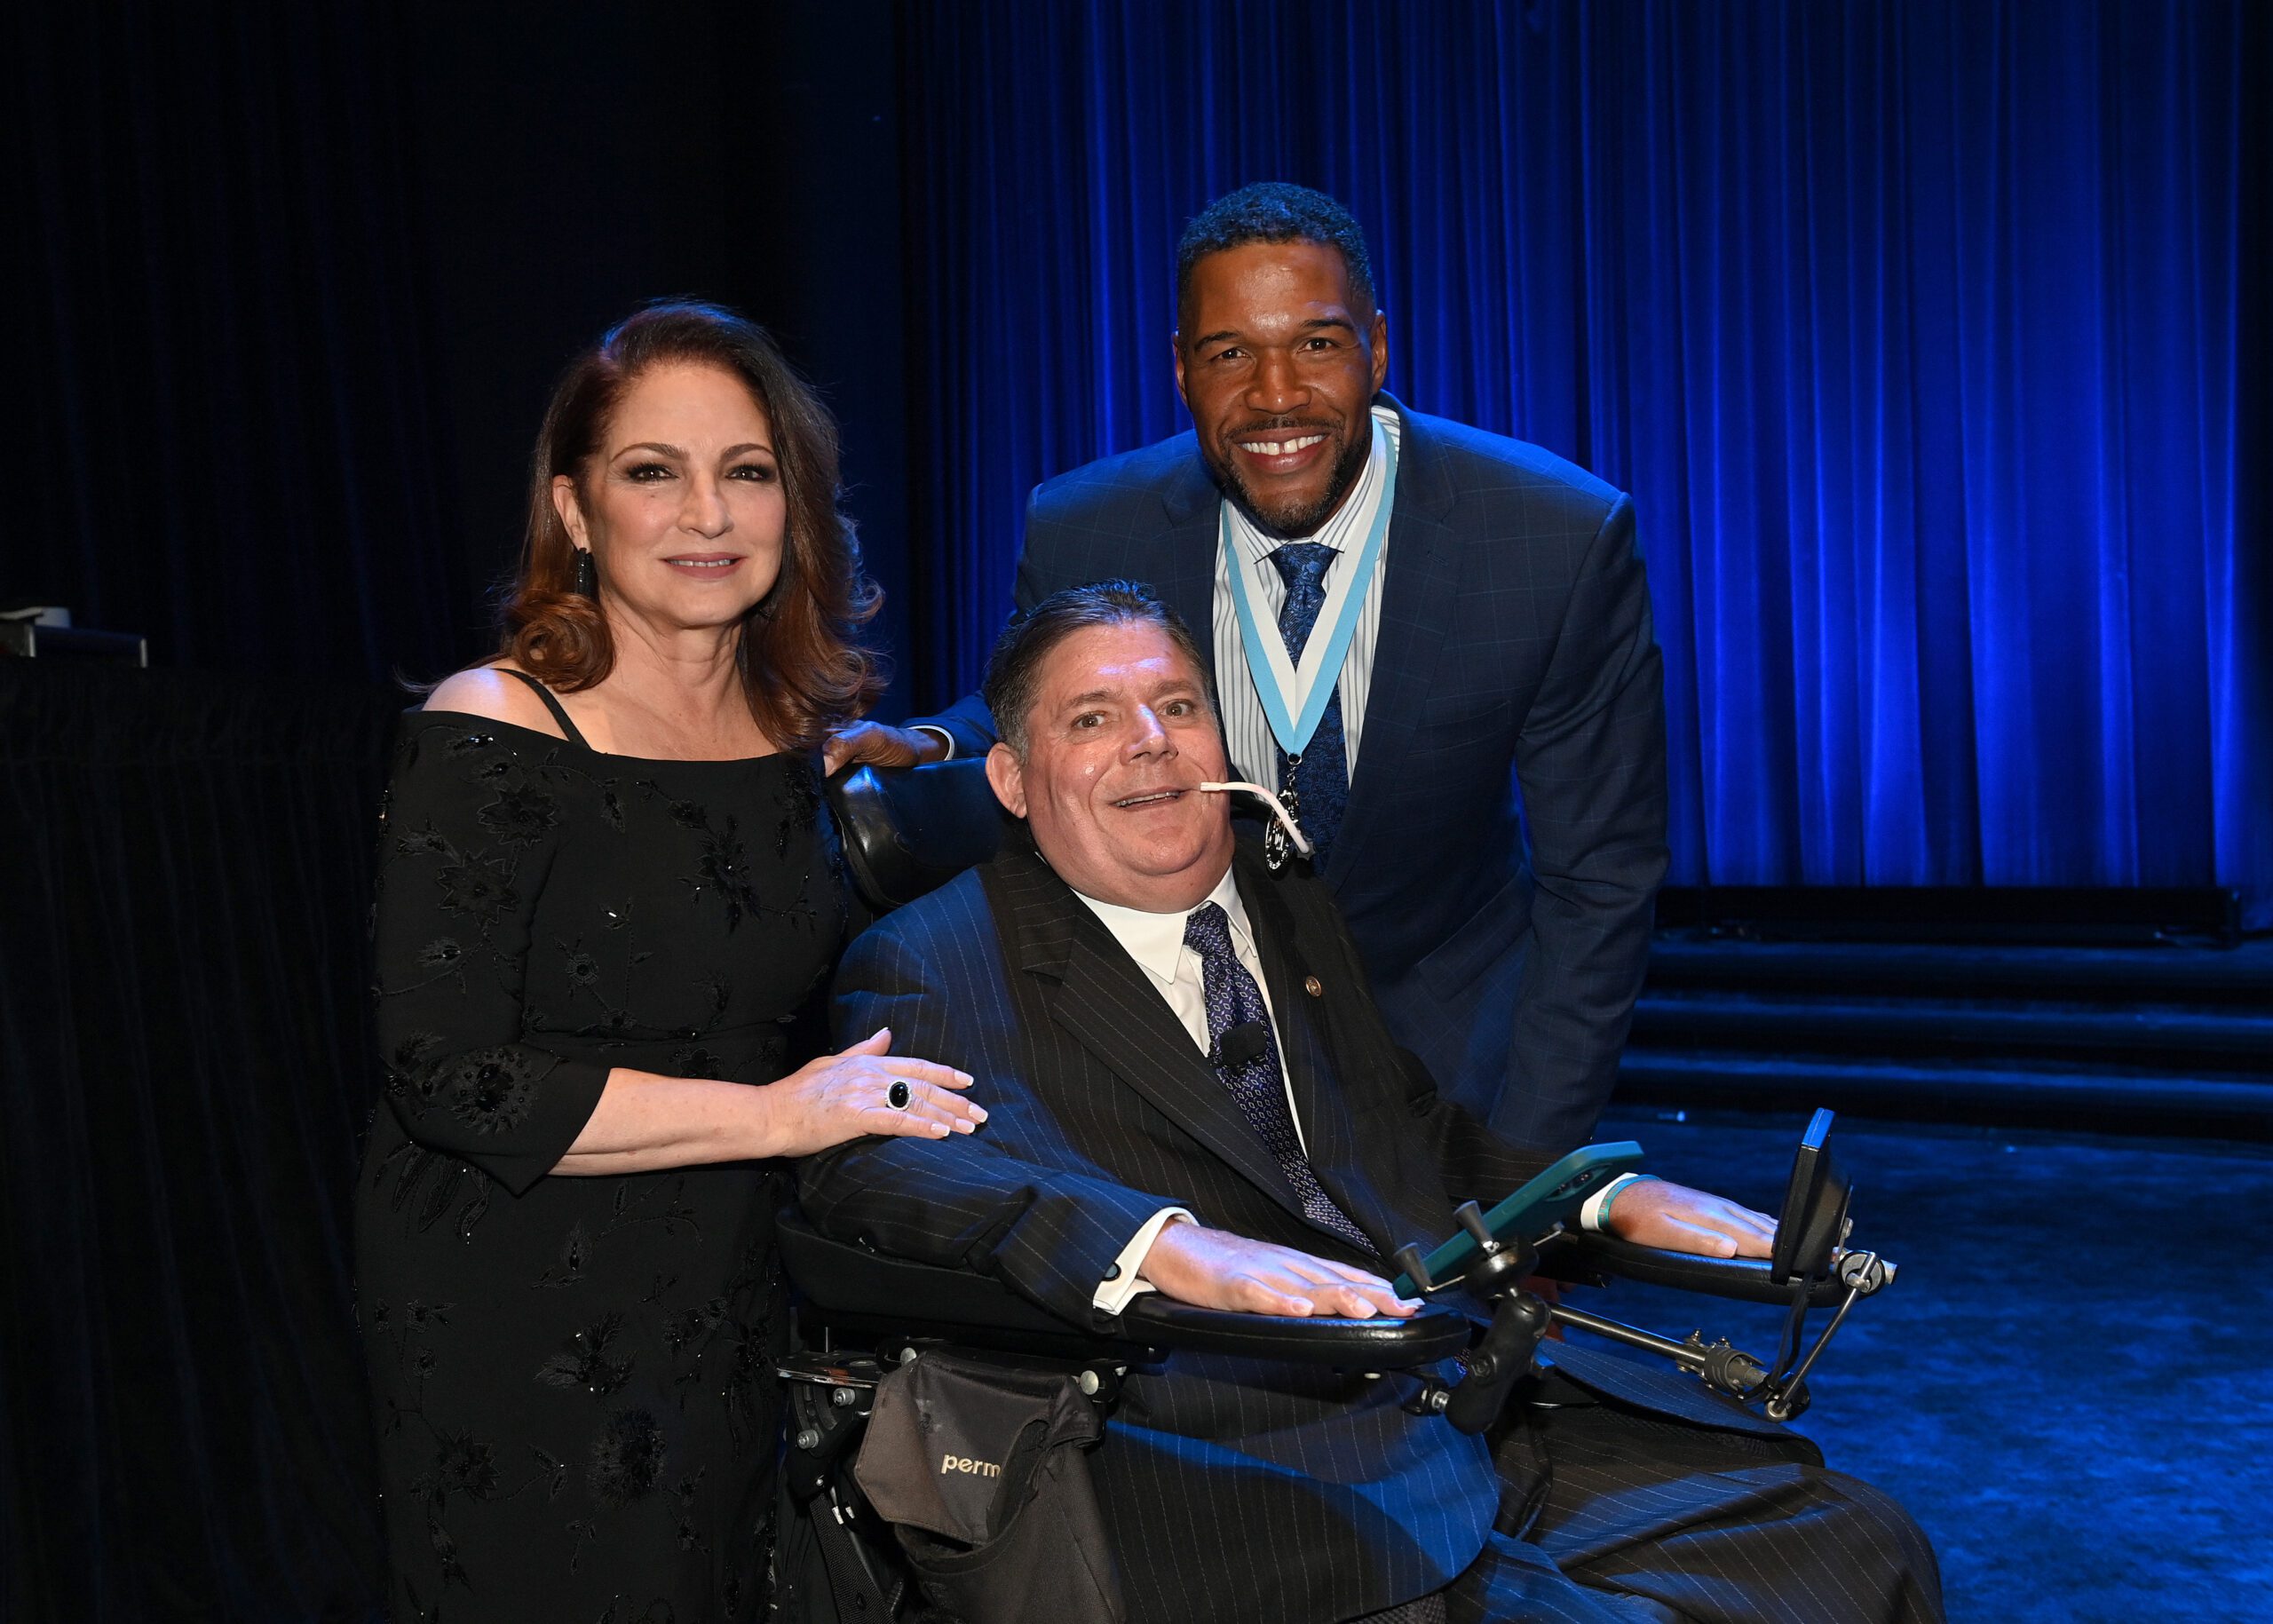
xmin=763 ymin=1027 xmax=985 ymax=1158
xmin=424 ymin=665 xmax=563 ymax=737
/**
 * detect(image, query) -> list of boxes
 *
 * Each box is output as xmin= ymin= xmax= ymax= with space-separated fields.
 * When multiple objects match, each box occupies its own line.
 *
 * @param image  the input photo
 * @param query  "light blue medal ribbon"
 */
xmin=1221 ymin=422 xmax=1398 ymax=761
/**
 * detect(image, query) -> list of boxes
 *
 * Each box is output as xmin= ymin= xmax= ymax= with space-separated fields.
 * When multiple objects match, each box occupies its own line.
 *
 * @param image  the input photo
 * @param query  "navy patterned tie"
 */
xmin=1268 ymin=542 xmax=1350 ymax=864
xmin=1182 ymin=902 xmax=1373 ymax=1254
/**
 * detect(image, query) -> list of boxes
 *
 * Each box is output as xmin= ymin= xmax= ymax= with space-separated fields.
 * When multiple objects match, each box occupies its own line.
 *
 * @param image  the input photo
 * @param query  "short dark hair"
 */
xmin=1175 ymin=182 xmax=1377 ymax=326
xmin=982 ymin=581 xmax=1212 ymax=757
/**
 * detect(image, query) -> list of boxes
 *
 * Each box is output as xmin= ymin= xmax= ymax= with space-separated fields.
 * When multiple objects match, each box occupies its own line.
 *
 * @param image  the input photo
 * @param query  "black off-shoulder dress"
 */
xmin=354 ymin=690 xmax=846 ymax=1622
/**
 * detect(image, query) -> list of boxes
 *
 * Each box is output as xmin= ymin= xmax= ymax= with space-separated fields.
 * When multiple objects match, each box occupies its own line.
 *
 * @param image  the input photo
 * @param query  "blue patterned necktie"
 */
xmin=1182 ymin=902 xmax=1373 ymax=1254
xmin=1268 ymin=542 xmax=1350 ymax=864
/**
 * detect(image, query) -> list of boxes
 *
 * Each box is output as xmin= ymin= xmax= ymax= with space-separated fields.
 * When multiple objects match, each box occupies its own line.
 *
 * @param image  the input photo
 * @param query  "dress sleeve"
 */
xmin=369 ymin=717 xmax=610 ymax=1195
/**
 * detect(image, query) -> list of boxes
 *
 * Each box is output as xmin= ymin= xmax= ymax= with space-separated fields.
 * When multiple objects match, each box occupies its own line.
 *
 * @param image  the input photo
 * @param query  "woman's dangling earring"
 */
xmin=574 ymin=548 xmax=598 ymax=598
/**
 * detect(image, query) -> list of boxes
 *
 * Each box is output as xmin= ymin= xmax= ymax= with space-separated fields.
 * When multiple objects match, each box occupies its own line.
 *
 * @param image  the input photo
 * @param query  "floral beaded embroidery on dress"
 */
xmin=355 ymin=712 xmax=845 ymax=1621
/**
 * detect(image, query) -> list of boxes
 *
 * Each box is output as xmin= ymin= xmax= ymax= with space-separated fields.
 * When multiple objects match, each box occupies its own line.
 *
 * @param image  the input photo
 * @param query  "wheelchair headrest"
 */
xmin=826 ymin=758 xmax=1011 ymax=915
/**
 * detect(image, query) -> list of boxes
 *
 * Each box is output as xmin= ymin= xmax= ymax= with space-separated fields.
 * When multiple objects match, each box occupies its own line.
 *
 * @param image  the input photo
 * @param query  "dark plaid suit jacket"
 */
xmin=798 ymin=838 xmax=1792 ymax=1624
xmin=924 ymin=397 xmax=1669 ymax=1153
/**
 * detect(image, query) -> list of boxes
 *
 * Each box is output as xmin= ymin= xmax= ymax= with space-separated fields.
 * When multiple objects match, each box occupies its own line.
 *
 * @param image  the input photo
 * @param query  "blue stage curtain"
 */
xmin=898 ymin=0 xmax=2270 ymax=923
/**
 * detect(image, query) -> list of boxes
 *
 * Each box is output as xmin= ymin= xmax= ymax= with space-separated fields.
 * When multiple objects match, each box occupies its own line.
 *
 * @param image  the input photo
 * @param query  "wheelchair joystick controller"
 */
xmin=1390 ymin=1243 xmax=1437 ymax=1293
xmin=1404 ymin=1200 xmax=1558 ymax=1437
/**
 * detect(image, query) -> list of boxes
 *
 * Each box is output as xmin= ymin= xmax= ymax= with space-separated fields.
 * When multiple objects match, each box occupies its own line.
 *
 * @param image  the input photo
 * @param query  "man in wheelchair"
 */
xmin=794 ymin=581 xmax=1942 ymax=1623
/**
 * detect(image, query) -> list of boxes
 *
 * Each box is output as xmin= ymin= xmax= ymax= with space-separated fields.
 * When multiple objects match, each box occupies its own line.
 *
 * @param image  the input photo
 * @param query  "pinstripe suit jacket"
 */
xmin=925 ymin=397 xmax=1669 ymax=1154
xmin=801 ymin=838 xmax=1616 ymax=1622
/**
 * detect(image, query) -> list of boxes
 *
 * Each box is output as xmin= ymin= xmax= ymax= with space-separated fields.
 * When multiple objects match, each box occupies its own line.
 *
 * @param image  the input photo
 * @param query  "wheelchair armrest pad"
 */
xmin=1537 ymin=1232 xmax=1855 ymax=1308
xmin=780 ymin=1210 xmax=1472 ymax=1367
xmin=781 ymin=1211 xmax=1079 ymax=1341
xmin=1120 ymin=1295 xmax=1472 ymax=1367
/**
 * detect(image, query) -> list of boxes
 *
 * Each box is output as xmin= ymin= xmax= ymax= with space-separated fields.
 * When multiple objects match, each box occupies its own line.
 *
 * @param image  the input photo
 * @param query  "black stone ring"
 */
xmin=886 ymin=1079 xmax=913 ymax=1111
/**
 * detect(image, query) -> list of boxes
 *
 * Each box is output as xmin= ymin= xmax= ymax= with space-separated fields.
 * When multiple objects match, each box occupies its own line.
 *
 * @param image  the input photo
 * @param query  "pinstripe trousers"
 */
xmin=1447 ymin=1392 xmax=1943 ymax=1623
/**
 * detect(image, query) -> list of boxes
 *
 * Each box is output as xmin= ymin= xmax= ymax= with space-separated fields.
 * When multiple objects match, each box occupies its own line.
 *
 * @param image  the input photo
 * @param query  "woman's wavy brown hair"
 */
xmin=496 ymin=301 xmax=884 ymax=750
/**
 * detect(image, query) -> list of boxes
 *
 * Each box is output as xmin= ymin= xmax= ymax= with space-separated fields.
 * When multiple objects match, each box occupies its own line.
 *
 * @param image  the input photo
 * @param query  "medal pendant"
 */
xmin=1265 ymin=769 xmax=1303 ymax=873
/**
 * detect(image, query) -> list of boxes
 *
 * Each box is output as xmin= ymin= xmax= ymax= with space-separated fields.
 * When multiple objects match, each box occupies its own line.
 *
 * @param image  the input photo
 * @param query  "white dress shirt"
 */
xmin=1071 ymin=867 xmax=1308 ymax=1311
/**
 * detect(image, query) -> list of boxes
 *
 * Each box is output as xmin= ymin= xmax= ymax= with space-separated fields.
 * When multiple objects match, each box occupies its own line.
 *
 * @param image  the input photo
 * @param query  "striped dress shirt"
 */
xmin=1212 ymin=403 xmax=1400 ymax=789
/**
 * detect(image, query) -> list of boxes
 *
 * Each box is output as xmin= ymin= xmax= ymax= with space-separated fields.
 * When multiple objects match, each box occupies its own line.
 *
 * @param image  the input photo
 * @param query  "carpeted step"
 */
xmin=1629 ymin=997 xmax=2273 ymax=1070
xmin=1612 ymin=1050 xmax=2273 ymax=1137
xmin=1644 ymin=938 xmax=2273 ymax=1003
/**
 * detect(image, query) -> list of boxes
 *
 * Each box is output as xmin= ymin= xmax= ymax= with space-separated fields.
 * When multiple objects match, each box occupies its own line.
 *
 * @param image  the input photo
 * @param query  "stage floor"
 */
xmin=1588 ymin=1106 xmax=2273 ymax=1623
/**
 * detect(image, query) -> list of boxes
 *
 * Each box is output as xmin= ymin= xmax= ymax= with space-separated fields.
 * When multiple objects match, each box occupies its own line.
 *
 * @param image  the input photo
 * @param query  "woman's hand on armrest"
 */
xmin=552 ymin=1027 xmax=982 ymax=1174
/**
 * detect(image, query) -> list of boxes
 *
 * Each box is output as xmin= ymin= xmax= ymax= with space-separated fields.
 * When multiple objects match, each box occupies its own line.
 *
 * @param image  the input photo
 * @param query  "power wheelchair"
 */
xmin=773 ymin=761 xmax=1899 ymax=1624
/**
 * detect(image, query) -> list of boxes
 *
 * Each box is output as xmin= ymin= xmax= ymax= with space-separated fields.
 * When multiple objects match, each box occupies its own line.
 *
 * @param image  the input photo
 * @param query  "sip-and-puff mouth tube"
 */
xmin=1197 ymin=782 xmax=1314 ymax=856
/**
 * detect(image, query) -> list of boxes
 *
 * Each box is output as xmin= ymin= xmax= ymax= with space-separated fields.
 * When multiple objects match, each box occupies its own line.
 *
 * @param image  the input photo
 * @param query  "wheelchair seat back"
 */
xmin=828 ymin=758 xmax=1009 ymax=914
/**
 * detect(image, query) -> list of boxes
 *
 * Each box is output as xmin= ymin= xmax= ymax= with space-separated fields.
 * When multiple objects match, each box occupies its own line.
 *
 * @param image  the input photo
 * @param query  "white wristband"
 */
xmin=1580 ymin=1173 xmax=1657 ymax=1232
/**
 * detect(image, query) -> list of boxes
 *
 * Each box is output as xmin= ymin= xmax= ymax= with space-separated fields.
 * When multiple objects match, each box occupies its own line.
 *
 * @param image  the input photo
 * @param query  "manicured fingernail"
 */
xmin=930 ymin=1122 xmax=948 ymax=1136
xmin=956 ymin=1071 xmax=973 ymax=1085
xmin=970 ymin=1106 xmax=989 ymax=1121
xmin=954 ymin=1121 xmax=974 ymax=1133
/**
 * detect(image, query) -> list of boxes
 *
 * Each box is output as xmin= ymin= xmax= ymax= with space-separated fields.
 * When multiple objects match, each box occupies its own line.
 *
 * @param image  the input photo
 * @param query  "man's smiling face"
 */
xmin=1174 ymin=237 xmax=1390 ymax=538
xmin=986 ymin=619 xmax=1236 ymax=912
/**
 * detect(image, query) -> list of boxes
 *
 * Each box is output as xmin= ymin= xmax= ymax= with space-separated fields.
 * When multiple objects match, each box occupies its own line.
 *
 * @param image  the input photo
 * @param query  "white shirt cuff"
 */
xmin=1094 ymin=1207 xmax=1196 ymax=1314
xmin=909 ymin=724 xmax=955 ymax=761
xmin=1580 ymin=1173 xmax=1655 ymax=1233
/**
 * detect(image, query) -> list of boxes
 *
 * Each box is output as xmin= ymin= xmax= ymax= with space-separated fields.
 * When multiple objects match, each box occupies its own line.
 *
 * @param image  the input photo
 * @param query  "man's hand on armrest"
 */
xmin=821 ymin=720 xmax=952 ymax=777
xmin=1604 ymin=1180 xmax=1775 ymax=1259
xmin=1135 ymin=1220 xmax=1421 ymax=1319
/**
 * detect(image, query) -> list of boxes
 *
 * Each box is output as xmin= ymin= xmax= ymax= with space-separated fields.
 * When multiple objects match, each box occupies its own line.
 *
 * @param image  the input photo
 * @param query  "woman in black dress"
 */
xmin=356 ymin=303 xmax=982 ymax=1621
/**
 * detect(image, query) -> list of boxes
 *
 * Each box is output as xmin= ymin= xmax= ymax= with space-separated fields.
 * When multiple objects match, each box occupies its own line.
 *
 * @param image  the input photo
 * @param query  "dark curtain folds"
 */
xmin=0 ymin=663 xmax=394 ymax=1620
xmin=8 ymin=0 xmax=478 ymax=681
xmin=7 ymin=2 xmax=917 ymax=701
xmin=898 ymin=0 xmax=2271 ymax=922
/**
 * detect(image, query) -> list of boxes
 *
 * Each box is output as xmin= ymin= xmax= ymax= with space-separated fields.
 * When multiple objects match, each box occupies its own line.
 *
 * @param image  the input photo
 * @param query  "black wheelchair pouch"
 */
xmin=852 ymin=1348 xmax=1125 ymax=1624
